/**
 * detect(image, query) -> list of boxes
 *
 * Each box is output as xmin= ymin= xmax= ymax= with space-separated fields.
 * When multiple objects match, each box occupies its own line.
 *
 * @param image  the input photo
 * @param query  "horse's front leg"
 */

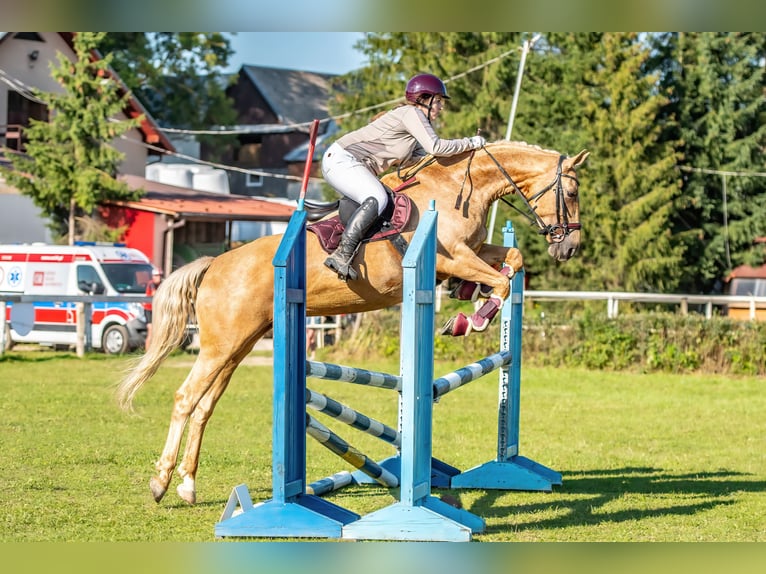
xmin=447 ymin=244 xmax=523 ymax=302
xmin=439 ymin=245 xmax=523 ymax=337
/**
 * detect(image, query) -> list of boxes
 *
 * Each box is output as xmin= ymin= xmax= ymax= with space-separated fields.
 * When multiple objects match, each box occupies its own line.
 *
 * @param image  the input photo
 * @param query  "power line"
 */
xmin=679 ymin=165 xmax=766 ymax=178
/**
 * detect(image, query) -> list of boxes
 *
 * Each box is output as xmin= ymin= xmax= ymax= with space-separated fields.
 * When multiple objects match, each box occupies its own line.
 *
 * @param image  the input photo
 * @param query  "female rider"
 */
xmin=321 ymin=73 xmax=486 ymax=281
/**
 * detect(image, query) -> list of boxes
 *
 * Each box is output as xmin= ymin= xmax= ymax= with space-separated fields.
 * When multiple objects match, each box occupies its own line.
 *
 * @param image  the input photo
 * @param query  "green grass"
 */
xmin=1 ymin=349 xmax=765 ymax=542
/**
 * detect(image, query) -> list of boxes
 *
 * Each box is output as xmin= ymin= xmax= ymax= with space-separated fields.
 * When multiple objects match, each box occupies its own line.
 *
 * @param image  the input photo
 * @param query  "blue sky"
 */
xmin=224 ymin=32 xmax=367 ymax=75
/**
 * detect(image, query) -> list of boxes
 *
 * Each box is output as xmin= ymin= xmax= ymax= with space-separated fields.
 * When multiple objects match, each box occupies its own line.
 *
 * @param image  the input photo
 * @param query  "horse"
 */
xmin=117 ymin=140 xmax=589 ymax=505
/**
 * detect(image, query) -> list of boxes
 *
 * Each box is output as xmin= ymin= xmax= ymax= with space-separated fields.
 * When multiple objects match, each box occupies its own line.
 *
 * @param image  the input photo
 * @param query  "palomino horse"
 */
xmin=117 ymin=140 xmax=589 ymax=505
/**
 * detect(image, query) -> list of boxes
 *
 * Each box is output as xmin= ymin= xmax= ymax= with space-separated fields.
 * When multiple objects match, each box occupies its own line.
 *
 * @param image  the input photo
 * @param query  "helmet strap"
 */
xmin=417 ymin=94 xmax=435 ymax=124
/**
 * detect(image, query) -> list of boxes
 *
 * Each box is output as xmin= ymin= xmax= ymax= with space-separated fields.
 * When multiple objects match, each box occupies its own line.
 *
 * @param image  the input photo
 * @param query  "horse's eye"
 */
xmin=565 ymin=180 xmax=579 ymax=198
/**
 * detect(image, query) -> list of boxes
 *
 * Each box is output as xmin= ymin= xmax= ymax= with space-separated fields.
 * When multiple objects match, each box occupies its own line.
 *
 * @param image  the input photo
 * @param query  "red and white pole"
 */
xmin=297 ymin=119 xmax=320 ymax=211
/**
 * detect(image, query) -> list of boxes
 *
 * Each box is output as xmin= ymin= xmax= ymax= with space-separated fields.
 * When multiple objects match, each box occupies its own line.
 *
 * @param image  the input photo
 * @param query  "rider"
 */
xmin=321 ymin=73 xmax=486 ymax=281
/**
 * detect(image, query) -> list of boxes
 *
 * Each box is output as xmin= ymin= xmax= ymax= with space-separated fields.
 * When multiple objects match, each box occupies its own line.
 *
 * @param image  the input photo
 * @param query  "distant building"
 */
xmin=0 ymin=34 xmax=297 ymax=271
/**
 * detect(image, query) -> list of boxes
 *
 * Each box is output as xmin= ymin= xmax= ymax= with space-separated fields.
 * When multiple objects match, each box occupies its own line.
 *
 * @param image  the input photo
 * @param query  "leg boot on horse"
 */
xmin=324 ymin=196 xmax=379 ymax=282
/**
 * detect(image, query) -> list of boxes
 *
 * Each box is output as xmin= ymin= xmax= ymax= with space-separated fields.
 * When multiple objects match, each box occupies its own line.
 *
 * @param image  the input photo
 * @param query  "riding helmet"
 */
xmin=405 ymin=73 xmax=450 ymax=104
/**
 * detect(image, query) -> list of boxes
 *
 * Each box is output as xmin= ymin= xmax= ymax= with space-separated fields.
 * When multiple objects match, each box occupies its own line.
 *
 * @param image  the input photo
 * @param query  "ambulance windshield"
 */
xmin=101 ymin=263 xmax=155 ymax=294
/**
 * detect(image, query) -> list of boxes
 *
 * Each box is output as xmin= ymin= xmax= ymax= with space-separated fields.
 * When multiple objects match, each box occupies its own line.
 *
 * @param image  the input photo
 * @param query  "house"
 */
xmin=0 ymin=33 xmax=296 ymax=272
xmin=99 ymin=175 xmax=295 ymax=273
xmin=216 ymin=64 xmax=340 ymax=200
xmin=0 ymin=32 xmax=174 ymax=175
xmin=724 ymin=237 xmax=766 ymax=321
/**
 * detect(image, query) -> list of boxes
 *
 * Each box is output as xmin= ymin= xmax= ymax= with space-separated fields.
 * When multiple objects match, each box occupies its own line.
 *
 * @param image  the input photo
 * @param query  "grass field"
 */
xmin=1 ymin=348 xmax=765 ymax=543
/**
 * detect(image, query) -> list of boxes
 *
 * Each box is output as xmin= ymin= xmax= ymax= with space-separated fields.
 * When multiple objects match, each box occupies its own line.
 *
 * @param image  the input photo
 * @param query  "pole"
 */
xmin=487 ymin=34 xmax=541 ymax=243
xmin=297 ymin=119 xmax=320 ymax=211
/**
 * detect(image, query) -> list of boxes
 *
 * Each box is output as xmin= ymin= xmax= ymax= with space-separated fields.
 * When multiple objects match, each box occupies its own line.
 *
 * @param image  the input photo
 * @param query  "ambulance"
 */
xmin=0 ymin=242 xmax=153 ymax=354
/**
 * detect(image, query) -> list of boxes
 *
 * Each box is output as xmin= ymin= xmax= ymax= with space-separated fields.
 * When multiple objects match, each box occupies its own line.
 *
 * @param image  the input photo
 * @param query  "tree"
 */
xmin=655 ymin=32 xmax=766 ymax=292
xmin=0 ymin=32 xmax=142 ymax=244
xmin=326 ymin=33 xmax=764 ymax=294
xmin=98 ymin=33 xmax=238 ymax=159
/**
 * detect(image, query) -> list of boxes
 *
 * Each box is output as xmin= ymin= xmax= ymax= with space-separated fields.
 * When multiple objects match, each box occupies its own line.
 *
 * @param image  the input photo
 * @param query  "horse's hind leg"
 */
xmin=149 ymin=353 xmax=230 ymax=503
xmin=174 ymin=342 xmax=256 ymax=504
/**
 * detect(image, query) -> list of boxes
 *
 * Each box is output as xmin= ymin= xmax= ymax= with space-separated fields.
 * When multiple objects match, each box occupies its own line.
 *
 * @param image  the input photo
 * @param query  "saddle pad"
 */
xmin=308 ymin=193 xmax=413 ymax=254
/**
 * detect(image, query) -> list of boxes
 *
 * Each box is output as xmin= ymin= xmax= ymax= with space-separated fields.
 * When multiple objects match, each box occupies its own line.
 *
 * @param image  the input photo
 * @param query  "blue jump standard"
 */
xmin=214 ymin=205 xmax=561 ymax=541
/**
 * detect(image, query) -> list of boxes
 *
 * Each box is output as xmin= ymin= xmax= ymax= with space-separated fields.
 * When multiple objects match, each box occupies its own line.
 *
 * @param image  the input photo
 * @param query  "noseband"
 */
xmin=482 ymin=148 xmax=581 ymax=243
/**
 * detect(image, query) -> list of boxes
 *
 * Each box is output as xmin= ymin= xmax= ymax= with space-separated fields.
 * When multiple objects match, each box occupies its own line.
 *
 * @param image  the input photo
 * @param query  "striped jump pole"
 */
xmin=307 ymin=360 xmax=402 ymax=390
xmin=305 ymin=415 xmax=399 ymax=488
xmin=432 ymin=350 xmax=513 ymax=400
xmin=306 ymin=388 xmax=401 ymax=447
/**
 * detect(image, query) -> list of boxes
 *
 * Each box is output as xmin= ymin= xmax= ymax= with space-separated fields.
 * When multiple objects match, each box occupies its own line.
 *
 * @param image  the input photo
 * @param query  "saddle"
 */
xmin=305 ymin=180 xmax=416 ymax=256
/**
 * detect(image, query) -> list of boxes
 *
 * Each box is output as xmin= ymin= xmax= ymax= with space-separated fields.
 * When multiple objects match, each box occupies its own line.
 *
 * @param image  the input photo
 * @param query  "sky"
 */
xmin=223 ymin=32 xmax=368 ymax=75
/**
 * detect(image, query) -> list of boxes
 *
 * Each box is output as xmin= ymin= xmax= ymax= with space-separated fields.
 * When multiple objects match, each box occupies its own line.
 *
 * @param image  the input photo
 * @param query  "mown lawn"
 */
xmin=1 ymin=349 xmax=765 ymax=543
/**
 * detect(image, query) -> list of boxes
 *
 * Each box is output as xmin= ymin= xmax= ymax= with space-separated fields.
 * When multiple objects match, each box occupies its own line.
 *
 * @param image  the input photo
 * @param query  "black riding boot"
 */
xmin=324 ymin=197 xmax=379 ymax=282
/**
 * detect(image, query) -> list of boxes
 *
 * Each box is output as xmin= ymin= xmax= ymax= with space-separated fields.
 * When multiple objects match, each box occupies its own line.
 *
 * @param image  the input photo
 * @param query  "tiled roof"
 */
xmin=110 ymin=174 xmax=296 ymax=221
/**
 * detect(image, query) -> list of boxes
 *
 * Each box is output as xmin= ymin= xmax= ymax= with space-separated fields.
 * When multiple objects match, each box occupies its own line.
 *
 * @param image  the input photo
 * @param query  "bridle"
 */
xmin=479 ymin=147 xmax=581 ymax=243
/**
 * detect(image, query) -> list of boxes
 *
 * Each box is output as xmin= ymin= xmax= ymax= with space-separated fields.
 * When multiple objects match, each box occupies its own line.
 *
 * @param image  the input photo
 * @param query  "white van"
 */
xmin=0 ymin=242 xmax=153 ymax=353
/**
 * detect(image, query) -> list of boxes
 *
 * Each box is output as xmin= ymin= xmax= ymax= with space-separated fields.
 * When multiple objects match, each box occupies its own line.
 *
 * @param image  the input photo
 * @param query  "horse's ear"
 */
xmin=568 ymin=150 xmax=590 ymax=169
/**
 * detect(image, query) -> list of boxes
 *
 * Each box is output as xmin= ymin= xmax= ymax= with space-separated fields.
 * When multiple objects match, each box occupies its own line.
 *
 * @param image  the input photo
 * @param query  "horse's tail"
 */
xmin=116 ymin=256 xmax=215 ymax=411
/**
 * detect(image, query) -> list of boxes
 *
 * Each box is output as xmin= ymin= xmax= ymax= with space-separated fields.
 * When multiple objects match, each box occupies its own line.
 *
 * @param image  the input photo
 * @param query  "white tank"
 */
xmin=156 ymin=165 xmax=194 ymax=188
xmin=193 ymin=170 xmax=230 ymax=194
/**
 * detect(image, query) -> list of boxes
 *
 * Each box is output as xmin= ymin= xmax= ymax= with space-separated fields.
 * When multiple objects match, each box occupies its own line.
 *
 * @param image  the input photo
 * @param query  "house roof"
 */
xmin=240 ymin=65 xmax=337 ymax=126
xmin=728 ymin=264 xmax=766 ymax=280
xmin=111 ymin=174 xmax=296 ymax=222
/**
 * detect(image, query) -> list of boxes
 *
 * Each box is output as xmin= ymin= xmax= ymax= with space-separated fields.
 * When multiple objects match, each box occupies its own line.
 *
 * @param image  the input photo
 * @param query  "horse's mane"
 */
xmin=503 ymin=140 xmax=562 ymax=156
xmin=390 ymin=139 xmax=562 ymax=183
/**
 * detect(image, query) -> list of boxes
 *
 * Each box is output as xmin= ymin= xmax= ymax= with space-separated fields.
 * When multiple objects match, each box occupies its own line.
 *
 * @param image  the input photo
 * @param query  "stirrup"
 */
xmin=324 ymin=254 xmax=358 ymax=282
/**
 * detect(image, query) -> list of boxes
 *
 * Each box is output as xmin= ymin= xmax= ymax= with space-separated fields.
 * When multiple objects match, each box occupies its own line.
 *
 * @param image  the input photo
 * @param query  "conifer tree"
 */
xmin=655 ymin=32 xmax=766 ymax=292
xmin=578 ymin=33 xmax=684 ymax=291
xmin=1 ymin=32 xmax=142 ymax=244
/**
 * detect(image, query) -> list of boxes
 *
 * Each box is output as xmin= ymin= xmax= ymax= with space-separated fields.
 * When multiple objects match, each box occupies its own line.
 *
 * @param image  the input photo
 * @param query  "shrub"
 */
xmin=331 ymin=305 xmax=766 ymax=376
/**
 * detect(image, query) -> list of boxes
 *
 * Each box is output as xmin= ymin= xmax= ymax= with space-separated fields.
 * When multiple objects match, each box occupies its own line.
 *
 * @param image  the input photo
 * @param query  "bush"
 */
xmin=331 ymin=305 xmax=766 ymax=376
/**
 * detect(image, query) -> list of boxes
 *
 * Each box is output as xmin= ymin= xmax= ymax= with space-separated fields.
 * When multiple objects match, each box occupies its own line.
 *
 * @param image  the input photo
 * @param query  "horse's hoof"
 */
xmin=177 ymin=483 xmax=197 ymax=505
xmin=440 ymin=313 xmax=471 ymax=337
xmin=149 ymin=477 xmax=167 ymax=503
xmin=470 ymin=296 xmax=503 ymax=331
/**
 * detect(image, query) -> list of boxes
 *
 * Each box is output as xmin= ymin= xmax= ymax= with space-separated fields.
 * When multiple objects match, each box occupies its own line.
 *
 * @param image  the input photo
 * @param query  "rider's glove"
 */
xmin=468 ymin=135 xmax=486 ymax=150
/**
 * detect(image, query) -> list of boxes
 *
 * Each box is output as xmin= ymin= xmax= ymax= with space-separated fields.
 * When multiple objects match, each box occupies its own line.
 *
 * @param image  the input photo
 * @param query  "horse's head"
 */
xmin=483 ymin=143 xmax=589 ymax=262
xmin=529 ymin=149 xmax=589 ymax=261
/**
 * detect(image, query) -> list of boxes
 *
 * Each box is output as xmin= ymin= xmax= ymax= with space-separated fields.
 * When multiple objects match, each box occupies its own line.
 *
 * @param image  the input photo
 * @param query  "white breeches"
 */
xmin=321 ymin=142 xmax=387 ymax=215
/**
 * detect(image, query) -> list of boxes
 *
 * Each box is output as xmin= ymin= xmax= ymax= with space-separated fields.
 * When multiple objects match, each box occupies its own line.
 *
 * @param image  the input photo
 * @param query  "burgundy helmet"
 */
xmin=405 ymin=73 xmax=449 ymax=104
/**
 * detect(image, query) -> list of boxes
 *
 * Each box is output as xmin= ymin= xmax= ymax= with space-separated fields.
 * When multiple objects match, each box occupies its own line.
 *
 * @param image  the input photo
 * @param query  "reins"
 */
xmin=471 ymin=145 xmax=581 ymax=243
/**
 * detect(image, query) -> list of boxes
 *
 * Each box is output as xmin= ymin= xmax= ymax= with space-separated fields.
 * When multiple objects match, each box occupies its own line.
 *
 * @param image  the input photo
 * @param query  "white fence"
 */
xmin=525 ymin=290 xmax=766 ymax=320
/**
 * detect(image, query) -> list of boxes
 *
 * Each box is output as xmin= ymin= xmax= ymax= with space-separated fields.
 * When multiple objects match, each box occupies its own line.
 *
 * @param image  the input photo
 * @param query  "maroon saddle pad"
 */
xmin=307 ymin=192 xmax=413 ymax=254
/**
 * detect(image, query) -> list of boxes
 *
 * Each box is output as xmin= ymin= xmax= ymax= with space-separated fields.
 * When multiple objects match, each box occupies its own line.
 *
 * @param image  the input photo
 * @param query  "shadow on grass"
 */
xmin=472 ymin=466 xmax=763 ymax=534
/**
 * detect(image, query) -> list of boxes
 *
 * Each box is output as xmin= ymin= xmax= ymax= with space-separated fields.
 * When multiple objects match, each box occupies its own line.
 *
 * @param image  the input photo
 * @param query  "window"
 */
xmin=246 ymin=173 xmax=263 ymax=188
xmin=7 ymin=91 xmax=49 ymax=127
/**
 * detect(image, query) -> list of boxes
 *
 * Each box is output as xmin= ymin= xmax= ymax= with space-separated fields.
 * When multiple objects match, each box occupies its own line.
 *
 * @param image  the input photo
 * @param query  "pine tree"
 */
xmin=1 ymin=32 xmax=142 ymax=244
xmin=580 ymin=33 xmax=684 ymax=291
xmin=496 ymin=33 xmax=684 ymax=291
xmin=656 ymin=32 xmax=766 ymax=292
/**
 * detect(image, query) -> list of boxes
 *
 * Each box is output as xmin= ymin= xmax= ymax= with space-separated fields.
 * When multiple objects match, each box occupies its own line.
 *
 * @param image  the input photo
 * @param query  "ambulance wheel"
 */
xmin=102 ymin=324 xmax=129 ymax=355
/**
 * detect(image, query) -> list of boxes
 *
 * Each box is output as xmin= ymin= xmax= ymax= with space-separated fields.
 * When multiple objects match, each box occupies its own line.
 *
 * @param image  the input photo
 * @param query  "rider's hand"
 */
xmin=469 ymin=135 xmax=486 ymax=149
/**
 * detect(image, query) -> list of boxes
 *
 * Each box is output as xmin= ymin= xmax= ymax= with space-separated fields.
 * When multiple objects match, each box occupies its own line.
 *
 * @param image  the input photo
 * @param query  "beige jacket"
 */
xmin=336 ymin=105 xmax=475 ymax=176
